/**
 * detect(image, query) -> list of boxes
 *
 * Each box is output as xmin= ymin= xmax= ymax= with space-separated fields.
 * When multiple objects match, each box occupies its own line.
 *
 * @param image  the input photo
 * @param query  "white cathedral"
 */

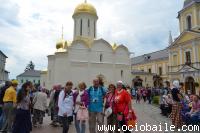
xmin=41 ymin=1 xmax=131 ymax=89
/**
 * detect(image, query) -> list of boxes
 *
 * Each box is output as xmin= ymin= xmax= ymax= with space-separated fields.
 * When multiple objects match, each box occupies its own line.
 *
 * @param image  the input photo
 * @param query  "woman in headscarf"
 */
xmin=170 ymin=80 xmax=184 ymax=129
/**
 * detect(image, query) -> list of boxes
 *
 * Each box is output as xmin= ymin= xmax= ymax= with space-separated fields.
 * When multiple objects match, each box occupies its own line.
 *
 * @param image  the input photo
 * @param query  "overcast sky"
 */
xmin=0 ymin=0 xmax=184 ymax=79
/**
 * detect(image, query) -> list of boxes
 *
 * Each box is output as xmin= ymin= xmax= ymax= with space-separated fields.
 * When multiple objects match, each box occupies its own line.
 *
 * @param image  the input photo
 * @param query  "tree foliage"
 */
xmin=25 ymin=61 xmax=35 ymax=71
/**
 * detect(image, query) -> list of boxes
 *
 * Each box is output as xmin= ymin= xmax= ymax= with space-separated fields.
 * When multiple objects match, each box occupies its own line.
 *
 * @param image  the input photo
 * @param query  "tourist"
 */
xmin=166 ymin=94 xmax=173 ymax=115
xmin=1 ymin=80 xmax=18 ymax=133
xmin=160 ymin=95 xmax=168 ymax=116
xmin=105 ymin=84 xmax=117 ymax=133
xmin=12 ymin=81 xmax=33 ymax=133
xmin=49 ymin=85 xmax=62 ymax=126
xmin=58 ymin=81 xmax=74 ymax=133
xmin=32 ymin=87 xmax=48 ymax=127
xmin=142 ymin=87 xmax=147 ymax=102
xmin=160 ymin=94 xmax=172 ymax=117
xmin=73 ymin=82 xmax=89 ymax=133
xmin=146 ymin=87 xmax=152 ymax=104
xmin=170 ymin=80 xmax=184 ymax=129
xmin=0 ymin=81 xmax=12 ymax=129
xmin=136 ymin=88 xmax=141 ymax=103
xmin=130 ymin=86 xmax=136 ymax=99
xmin=185 ymin=95 xmax=200 ymax=125
xmin=87 ymin=79 xmax=107 ymax=133
xmin=114 ymin=81 xmax=134 ymax=133
xmin=125 ymin=85 xmax=131 ymax=95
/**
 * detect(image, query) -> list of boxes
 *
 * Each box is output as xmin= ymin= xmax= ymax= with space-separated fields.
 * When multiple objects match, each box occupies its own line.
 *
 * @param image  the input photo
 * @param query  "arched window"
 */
xmin=186 ymin=15 xmax=192 ymax=30
xmin=94 ymin=21 xmax=96 ymax=38
xmin=88 ymin=19 xmax=90 ymax=27
xmin=185 ymin=51 xmax=191 ymax=65
xmin=88 ymin=19 xmax=90 ymax=35
xmin=80 ymin=19 xmax=83 ymax=36
xmin=121 ymin=70 xmax=124 ymax=78
xmin=100 ymin=53 xmax=103 ymax=62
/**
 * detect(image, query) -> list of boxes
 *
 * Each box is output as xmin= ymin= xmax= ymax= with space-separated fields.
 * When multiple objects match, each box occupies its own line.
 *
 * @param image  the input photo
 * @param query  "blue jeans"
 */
xmin=0 ymin=110 xmax=5 ymax=129
xmin=75 ymin=114 xmax=86 ymax=133
xmin=184 ymin=112 xmax=200 ymax=125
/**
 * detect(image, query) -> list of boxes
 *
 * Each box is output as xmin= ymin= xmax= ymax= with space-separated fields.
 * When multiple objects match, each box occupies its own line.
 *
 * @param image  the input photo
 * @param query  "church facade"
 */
xmin=132 ymin=0 xmax=200 ymax=95
xmin=41 ymin=1 xmax=131 ymax=89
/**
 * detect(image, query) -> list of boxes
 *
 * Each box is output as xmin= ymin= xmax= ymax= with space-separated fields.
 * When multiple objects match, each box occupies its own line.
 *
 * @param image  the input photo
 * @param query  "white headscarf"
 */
xmin=172 ymin=80 xmax=179 ymax=88
xmin=117 ymin=80 xmax=123 ymax=85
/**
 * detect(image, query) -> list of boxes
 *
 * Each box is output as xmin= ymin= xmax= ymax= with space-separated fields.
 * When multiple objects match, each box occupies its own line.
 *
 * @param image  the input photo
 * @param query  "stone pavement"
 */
xmin=32 ymin=101 xmax=199 ymax=133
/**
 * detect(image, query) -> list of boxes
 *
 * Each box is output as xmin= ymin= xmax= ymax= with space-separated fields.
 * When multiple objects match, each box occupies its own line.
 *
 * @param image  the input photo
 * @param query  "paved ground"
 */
xmin=32 ymin=101 xmax=198 ymax=133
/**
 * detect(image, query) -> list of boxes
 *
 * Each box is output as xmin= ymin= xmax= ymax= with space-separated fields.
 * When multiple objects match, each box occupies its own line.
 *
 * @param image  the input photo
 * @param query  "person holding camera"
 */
xmin=87 ymin=79 xmax=107 ymax=133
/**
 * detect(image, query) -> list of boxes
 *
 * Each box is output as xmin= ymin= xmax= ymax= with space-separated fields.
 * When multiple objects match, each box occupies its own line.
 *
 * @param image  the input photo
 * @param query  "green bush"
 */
xmin=152 ymin=96 xmax=160 ymax=105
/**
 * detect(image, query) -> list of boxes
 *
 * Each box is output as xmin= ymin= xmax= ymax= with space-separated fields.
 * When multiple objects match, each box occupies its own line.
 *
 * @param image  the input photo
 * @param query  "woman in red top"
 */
xmin=114 ymin=81 xmax=133 ymax=133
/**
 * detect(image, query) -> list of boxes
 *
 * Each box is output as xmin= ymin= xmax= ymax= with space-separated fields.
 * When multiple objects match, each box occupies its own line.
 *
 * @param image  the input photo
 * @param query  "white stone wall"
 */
xmin=0 ymin=52 xmax=8 ymax=83
xmin=45 ymin=39 xmax=131 ymax=90
xmin=73 ymin=14 xmax=98 ymax=39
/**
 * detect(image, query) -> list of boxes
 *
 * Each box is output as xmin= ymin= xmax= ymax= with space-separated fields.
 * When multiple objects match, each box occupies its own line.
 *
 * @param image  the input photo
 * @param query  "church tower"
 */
xmin=178 ymin=0 xmax=200 ymax=33
xmin=72 ymin=0 xmax=98 ymax=40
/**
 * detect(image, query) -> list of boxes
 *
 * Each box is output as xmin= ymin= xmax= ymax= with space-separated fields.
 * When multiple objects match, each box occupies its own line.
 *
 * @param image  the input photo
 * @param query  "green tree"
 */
xmin=25 ymin=61 xmax=35 ymax=71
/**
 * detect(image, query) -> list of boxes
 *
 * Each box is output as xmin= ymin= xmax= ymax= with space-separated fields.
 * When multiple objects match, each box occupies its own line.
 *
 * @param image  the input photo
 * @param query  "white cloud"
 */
xmin=0 ymin=0 xmax=184 ymax=78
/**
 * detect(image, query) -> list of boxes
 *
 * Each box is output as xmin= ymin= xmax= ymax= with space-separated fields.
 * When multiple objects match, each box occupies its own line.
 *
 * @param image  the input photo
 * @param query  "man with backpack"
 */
xmin=87 ymin=79 xmax=107 ymax=133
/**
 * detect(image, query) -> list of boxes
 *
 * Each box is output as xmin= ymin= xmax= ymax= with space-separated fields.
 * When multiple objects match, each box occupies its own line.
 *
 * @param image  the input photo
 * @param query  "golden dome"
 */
xmin=56 ymin=39 xmax=65 ymax=49
xmin=73 ymin=2 xmax=97 ymax=17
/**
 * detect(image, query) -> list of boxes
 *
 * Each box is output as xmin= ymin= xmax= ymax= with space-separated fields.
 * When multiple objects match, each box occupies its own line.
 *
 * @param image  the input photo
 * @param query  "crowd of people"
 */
xmin=0 ymin=80 xmax=48 ymax=133
xmin=0 ymin=79 xmax=136 ymax=133
xmin=130 ymin=81 xmax=200 ymax=130
xmin=0 ymin=78 xmax=199 ymax=133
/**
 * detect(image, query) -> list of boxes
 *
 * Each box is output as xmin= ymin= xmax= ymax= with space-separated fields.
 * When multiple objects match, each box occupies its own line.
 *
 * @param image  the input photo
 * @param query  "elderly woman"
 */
xmin=73 ymin=82 xmax=89 ymax=133
xmin=32 ymin=87 xmax=48 ymax=127
xmin=114 ymin=81 xmax=134 ymax=133
xmin=185 ymin=95 xmax=200 ymax=125
xmin=170 ymin=80 xmax=184 ymax=129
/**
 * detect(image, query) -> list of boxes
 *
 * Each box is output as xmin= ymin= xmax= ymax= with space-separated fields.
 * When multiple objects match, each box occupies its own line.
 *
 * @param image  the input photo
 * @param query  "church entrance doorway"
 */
xmin=185 ymin=76 xmax=195 ymax=94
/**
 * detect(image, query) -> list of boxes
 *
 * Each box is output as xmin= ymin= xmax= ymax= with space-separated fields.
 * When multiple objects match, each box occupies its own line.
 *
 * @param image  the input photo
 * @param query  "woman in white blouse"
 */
xmin=58 ymin=81 xmax=74 ymax=133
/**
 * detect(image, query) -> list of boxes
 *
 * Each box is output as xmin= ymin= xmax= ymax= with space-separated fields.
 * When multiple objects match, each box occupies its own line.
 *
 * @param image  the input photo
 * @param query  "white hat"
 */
xmin=117 ymin=80 xmax=123 ymax=84
xmin=172 ymin=80 xmax=179 ymax=88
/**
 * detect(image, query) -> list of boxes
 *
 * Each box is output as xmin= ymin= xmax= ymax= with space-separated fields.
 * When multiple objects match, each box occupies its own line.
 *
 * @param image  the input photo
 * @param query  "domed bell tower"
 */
xmin=72 ymin=0 xmax=98 ymax=40
xmin=178 ymin=0 xmax=200 ymax=33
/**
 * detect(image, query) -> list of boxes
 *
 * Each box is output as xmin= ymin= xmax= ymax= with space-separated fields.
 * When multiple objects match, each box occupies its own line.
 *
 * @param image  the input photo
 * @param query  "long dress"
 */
xmin=170 ymin=88 xmax=184 ymax=128
xmin=12 ymin=95 xmax=32 ymax=133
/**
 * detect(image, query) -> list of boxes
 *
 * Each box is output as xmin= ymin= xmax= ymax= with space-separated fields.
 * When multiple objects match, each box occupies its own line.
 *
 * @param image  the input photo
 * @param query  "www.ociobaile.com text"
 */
xmin=97 ymin=123 xmax=200 ymax=132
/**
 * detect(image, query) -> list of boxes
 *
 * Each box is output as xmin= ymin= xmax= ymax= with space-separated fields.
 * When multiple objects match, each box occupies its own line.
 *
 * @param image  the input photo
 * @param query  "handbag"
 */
xmin=104 ymin=94 xmax=114 ymax=118
xmin=76 ymin=105 xmax=89 ymax=121
xmin=125 ymin=110 xmax=137 ymax=128
xmin=105 ymin=107 xmax=112 ymax=117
